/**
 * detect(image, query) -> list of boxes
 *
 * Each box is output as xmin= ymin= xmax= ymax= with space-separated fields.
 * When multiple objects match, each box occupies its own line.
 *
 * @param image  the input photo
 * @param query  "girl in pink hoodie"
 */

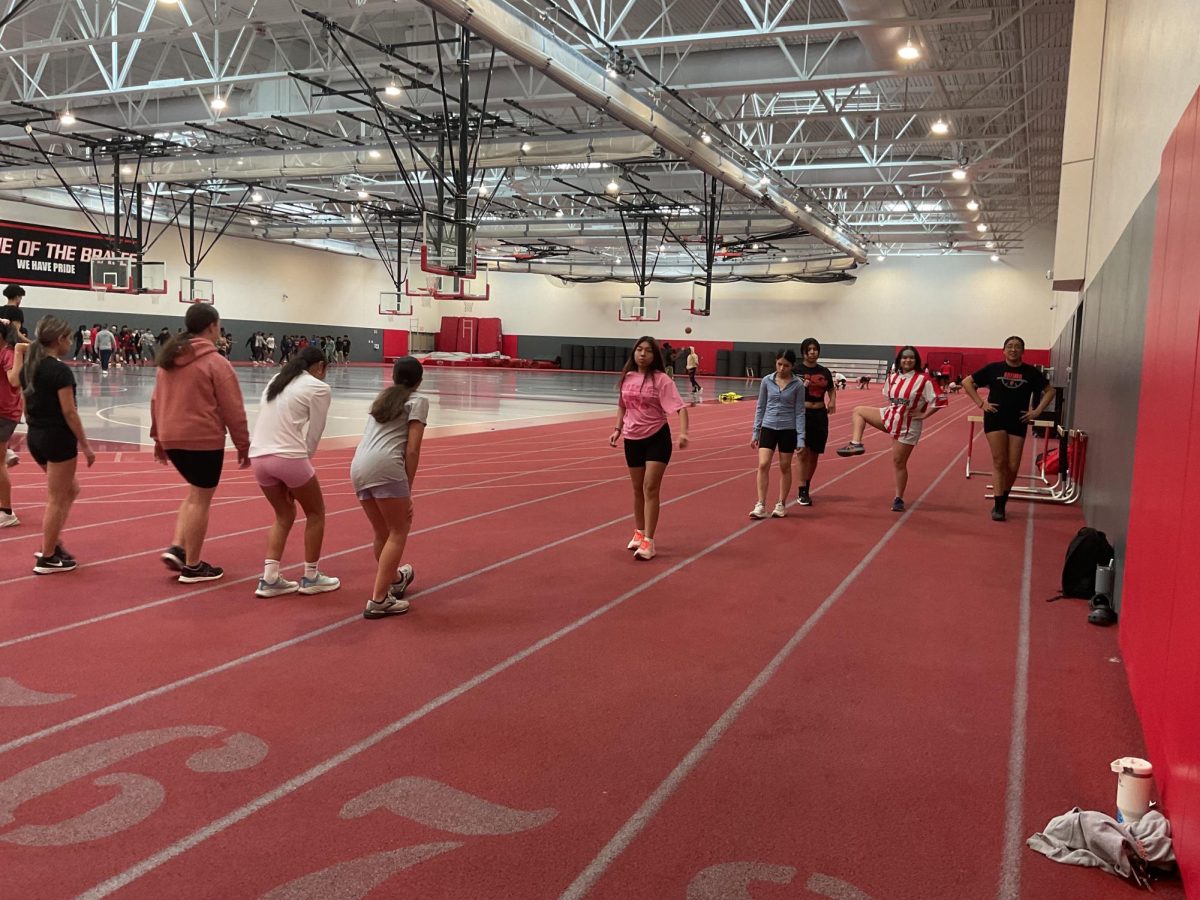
xmin=150 ymin=304 xmax=249 ymax=584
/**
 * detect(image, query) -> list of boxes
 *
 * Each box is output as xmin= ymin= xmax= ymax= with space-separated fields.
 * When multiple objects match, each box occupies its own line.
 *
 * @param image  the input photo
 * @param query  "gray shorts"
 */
xmin=0 ymin=418 xmax=17 ymax=442
xmin=355 ymin=480 xmax=411 ymax=501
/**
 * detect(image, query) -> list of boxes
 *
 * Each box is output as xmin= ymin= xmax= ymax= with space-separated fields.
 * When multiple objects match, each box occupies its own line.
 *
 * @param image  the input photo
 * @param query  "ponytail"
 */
xmin=369 ymin=356 xmax=424 ymax=423
xmin=157 ymin=303 xmax=220 ymax=370
xmin=266 ymin=346 xmax=325 ymax=402
xmin=21 ymin=316 xmax=72 ymax=401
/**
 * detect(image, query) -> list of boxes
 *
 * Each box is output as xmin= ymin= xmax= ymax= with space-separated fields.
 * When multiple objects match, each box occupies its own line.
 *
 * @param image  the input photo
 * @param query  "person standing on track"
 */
xmin=835 ymin=346 xmax=940 ymax=512
xmin=750 ymin=348 xmax=805 ymax=519
xmin=0 ymin=320 xmax=24 ymax=528
xmin=793 ymin=337 xmax=836 ymax=507
xmin=20 ymin=316 xmax=95 ymax=572
xmin=684 ymin=346 xmax=701 ymax=396
xmin=610 ymin=336 xmax=689 ymax=561
xmin=249 ymin=346 xmax=337 ymax=597
xmin=962 ymin=336 xmax=1054 ymax=521
xmin=152 ymin=304 xmax=250 ymax=584
xmin=351 ymin=356 xmax=427 ymax=619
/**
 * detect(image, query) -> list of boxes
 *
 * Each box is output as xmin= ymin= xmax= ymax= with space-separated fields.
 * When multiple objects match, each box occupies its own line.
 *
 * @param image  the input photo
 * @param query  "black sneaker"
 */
xmin=161 ymin=545 xmax=185 ymax=571
xmin=798 ymin=487 xmax=812 ymax=507
xmin=179 ymin=561 xmax=223 ymax=583
xmin=33 ymin=553 xmax=77 ymax=575
xmin=33 ymin=544 xmax=75 ymax=562
xmin=991 ymin=507 xmax=1006 ymax=521
xmin=891 ymin=497 xmax=906 ymax=512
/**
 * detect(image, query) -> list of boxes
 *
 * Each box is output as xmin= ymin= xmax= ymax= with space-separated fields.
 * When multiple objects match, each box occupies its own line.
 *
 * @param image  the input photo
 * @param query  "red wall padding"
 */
xmin=659 ymin=339 xmax=733 ymax=375
xmin=501 ymin=334 xmax=519 ymax=358
xmin=475 ymin=317 xmax=503 ymax=354
xmin=437 ymin=316 xmax=460 ymax=352
xmin=382 ymin=329 xmax=408 ymax=359
xmin=904 ymin=346 xmax=1050 ymax=382
xmin=1122 ymin=86 xmax=1200 ymax=896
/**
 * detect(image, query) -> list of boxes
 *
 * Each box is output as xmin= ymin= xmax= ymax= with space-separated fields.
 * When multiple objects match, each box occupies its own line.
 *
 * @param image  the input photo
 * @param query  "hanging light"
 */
xmin=384 ymin=81 xmax=402 ymax=97
xmin=120 ymin=165 xmax=133 ymax=175
xmin=875 ymin=253 xmax=885 ymax=262
xmin=780 ymin=256 xmax=789 ymax=263
xmin=804 ymin=203 xmax=813 ymax=213
xmin=976 ymin=222 xmax=988 ymax=233
xmin=357 ymin=190 xmax=370 ymax=200
xmin=966 ymin=199 xmax=980 ymax=211
xmin=606 ymin=179 xmax=620 ymax=193
xmin=520 ymin=142 xmax=532 ymax=153
xmin=249 ymin=217 xmax=259 ymax=226
xmin=210 ymin=91 xmax=227 ymax=111
xmin=931 ymin=118 xmax=949 ymax=135
xmin=951 ymin=167 xmax=968 ymax=181
xmin=990 ymin=254 xmax=1000 ymax=262
xmin=758 ymin=175 xmax=770 ymax=186
xmin=897 ymin=38 xmax=921 ymax=61
xmin=368 ymin=149 xmax=381 ymax=159
xmin=985 ymin=240 xmax=996 ymax=249
xmin=478 ymin=184 xmax=489 ymax=197
xmin=554 ymin=209 xmax=564 ymax=218
xmin=59 ymin=108 xmax=76 ymax=126
xmin=701 ymin=132 xmax=712 ymax=144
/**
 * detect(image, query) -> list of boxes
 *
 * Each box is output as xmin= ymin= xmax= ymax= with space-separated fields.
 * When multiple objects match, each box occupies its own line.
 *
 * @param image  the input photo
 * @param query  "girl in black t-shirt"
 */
xmin=962 ymin=335 xmax=1054 ymax=521
xmin=792 ymin=337 xmax=836 ymax=506
xmin=20 ymin=316 xmax=96 ymax=573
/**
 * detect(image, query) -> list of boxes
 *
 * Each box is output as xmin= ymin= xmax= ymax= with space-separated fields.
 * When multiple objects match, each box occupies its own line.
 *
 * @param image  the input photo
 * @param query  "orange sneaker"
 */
xmin=634 ymin=537 xmax=656 ymax=560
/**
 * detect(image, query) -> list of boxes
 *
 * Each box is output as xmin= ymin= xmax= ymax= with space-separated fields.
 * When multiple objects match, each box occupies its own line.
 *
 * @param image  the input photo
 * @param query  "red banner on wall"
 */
xmin=0 ymin=220 xmax=137 ymax=290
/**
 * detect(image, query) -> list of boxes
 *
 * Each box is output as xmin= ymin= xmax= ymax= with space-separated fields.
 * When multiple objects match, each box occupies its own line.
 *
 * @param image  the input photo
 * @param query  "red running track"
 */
xmin=0 ymin=396 xmax=1179 ymax=899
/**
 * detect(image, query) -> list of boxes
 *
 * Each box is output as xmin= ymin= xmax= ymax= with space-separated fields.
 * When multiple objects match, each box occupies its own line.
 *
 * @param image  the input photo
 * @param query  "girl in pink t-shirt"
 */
xmin=609 ymin=336 xmax=689 ymax=560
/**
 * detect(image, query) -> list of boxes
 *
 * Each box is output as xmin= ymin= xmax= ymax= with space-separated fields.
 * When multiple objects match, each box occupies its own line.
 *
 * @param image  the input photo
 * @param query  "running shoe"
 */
xmin=4 ymin=448 xmax=17 ymax=467
xmin=991 ymin=507 xmax=1007 ymax=522
xmin=627 ymin=529 xmax=645 ymax=550
xmin=33 ymin=544 xmax=75 ymax=561
xmin=33 ymin=553 xmax=77 ymax=575
xmin=389 ymin=564 xmax=415 ymax=598
xmin=836 ymin=442 xmax=866 ymax=457
xmin=749 ymin=501 xmax=767 ymax=519
xmin=634 ymin=537 xmax=656 ymax=561
xmin=179 ymin=561 xmax=223 ymax=583
xmin=364 ymin=596 xmax=411 ymax=619
xmin=771 ymin=502 xmax=787 ymax=518
xmin=299 ymin=572 xmax=340 ymax=595
xmin=0 ymin=511 xmax=18 ymax=528
xmin=797 ymin=487 xmax=812 ymax=507
xmin=161 ymin=545 xmax=185 ymax=572
xmin=891 ymin=497 xmax=906 ymax=513
xmin=255 ymin=576 xmax=300 ymax=598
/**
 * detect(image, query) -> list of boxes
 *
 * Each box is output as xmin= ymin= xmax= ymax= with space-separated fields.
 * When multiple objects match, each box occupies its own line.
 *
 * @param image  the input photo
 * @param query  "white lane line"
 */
xmin=558 ymin=447 xmax=967 ymax=900
xmin=997 ymin=501 xmax=1035 ymax=900
xmin=70 ymin=432 xmax=942 ymax=899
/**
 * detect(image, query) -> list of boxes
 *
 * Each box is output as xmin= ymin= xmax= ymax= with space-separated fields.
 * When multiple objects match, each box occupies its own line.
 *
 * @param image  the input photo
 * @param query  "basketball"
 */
xmin=685 ymin=326 xmax=692 ymax=334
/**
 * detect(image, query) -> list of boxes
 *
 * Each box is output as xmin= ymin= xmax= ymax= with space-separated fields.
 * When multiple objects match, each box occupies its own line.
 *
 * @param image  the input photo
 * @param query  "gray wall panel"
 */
xmin=1073 ymin=185 xmax=1158 ymax=609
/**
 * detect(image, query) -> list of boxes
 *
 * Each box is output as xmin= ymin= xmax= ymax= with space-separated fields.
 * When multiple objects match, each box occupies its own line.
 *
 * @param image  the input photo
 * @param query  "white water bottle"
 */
xmin=1110 ymin=757 xmax=1153 ymax=824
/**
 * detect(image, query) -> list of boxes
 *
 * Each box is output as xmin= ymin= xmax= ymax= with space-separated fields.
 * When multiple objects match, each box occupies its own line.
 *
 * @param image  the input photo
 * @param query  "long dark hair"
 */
xmin=894 ymin=345 xmax=922 ymax=371
xmin=776 ymin=348 xmax=797 ymax=364
xmin=369 ymin=356 xmax=423 ymax=423
xmin=21 ymin=316 xmax=72 ymax=400
xmin=618 ymin=336 xmax=665 ymax=389
xmin=800 ymin=337 xmax=820 ymax=357
xmin=157 ymin=304 xmax=220 ymax=370
xmin=266 ymin=347 xmax=326 ymax=402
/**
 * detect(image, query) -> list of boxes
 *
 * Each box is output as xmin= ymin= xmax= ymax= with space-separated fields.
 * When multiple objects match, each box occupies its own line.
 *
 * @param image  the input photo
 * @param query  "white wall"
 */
xmin=486 ymin=229 xmax=1056 ymax=347
xmin=1 ymin=196 xmax=1055 ymax=347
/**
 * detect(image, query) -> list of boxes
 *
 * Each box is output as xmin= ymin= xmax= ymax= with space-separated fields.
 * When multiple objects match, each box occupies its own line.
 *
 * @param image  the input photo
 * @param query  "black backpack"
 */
xmin=1059 ymin=527 xmax=1115 ymax=599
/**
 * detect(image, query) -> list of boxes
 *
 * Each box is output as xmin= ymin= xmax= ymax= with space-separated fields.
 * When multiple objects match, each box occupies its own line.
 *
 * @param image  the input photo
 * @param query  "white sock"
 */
xmin=263 ymin=560 xmax=280 ymax=582
xmin=304 ymin=561 xmax=319 ymax=580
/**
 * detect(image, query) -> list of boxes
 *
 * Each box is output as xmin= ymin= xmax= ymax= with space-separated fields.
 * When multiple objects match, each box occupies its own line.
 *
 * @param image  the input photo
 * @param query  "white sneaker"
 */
xmin=633 ymin=537 xmax=656 ymax=560
xmin=749 ymin=502 xmax=767 ymax=519
xmin=626 ymin=529 xmax=645 ymax=550
xmin=364 ymin=596 xmax=410 ymax=619
xmin=389 ymin=564 xmax=414 ymax=598
xmin=771 ymin=502 xmax=787 ymax=518
xmin=298 ymin=572 xmax=340 ymax=595
xmin=255 ymin=576 xmax=299 ymax=598
xmin=0 ymin=511 xmax=18 ymax=528
xmin=4 ymin=448 xmax=16 ymax=467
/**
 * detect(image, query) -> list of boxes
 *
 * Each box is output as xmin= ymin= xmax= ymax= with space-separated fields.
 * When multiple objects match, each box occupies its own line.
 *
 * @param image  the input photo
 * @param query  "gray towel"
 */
xmin=1027 ymin=808 xmax=1175 ymax=887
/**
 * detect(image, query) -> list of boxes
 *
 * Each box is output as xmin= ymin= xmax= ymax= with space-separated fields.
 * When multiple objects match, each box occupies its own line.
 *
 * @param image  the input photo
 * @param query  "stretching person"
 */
xmin=249 ymin=346 xmax=338 ymax=597
xmin=20 ymin=317 xmax=95 ymax=572
xmin=610 ymin=336 xmax=689 ymax=560
xmin=835 ymin=346 xmax=940 ymax=512
xmin=0 ymin=320 xmax=23 ymax=527
xmin=685 ymin=346 xmax=702 ymax=396
xmin=750 ymin=348 xmax=805 ymax=518
xmin=962 ymin=336 xmax=1054 ymax=521
xmin=152 ymin=304 xmax=250 ymax=583
xmin=793 ymin=337 xmax=835 ymax=506
xmin=350 ymin=357 xmax=427 ymax=619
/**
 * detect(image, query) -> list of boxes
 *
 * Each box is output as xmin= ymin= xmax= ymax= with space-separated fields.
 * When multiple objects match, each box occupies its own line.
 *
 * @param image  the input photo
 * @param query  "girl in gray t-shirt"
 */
xmin=350 ymin=356 xmax=427 ymax=619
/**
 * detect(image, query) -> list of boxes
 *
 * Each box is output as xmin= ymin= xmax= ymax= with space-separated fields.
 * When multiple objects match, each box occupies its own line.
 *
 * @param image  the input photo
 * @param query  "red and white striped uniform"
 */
xmin=880 ymin=370 xmax=937 ymax=442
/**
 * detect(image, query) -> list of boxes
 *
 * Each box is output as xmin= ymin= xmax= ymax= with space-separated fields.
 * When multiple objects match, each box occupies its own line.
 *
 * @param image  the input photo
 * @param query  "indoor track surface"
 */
xmin=0 ymin=368 xmax=1176 ymax=899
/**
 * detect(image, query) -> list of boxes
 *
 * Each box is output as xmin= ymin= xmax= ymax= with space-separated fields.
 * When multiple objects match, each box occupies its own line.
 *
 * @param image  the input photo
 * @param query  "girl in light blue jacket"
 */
xmin=750 ymin=348 xmax=806 ymax=518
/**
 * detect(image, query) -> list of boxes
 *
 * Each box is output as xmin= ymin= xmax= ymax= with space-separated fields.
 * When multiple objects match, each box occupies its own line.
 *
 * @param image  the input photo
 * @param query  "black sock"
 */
xmin=995 ymin=493 xmax=1009 ymax=511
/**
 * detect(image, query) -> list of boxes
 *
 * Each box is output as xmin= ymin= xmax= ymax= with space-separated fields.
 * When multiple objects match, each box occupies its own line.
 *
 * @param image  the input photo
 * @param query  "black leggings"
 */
xmin=686 ymin=368 xmax=700 ymax=391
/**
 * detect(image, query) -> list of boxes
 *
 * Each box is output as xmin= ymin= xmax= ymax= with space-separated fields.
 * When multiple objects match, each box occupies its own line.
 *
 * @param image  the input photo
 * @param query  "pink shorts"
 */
xmin=251 ymin=454 xmax=316 ymax=489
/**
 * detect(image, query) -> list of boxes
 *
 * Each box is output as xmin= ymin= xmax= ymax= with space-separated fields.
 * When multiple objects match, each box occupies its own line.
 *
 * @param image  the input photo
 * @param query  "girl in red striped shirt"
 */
xmin=835 ymin=346 xmax=940 ymax=511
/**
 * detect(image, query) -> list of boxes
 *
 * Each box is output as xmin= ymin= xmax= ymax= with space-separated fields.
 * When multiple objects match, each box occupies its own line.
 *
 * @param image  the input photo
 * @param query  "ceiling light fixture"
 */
xmin=804 ymin=203 xmax=812 ymax=213
xmin=249 ymin=217 xmax=259 ymax=225
xmin=931 ymin=118 xmax=949 ymax=135
xmin=236 ymin=159 xmax=245 ymax=166
xmin=384 ymin=81 xmax=402 ymax=97
xmin=966 ymin=199 xmax=980 ymax=211
xmin=758 ymin=175 xmax=770 ymax=186
xmin=59 ymin=108 xmax=76 ymax=126
xmin=897 ymin=38 xmax=921 ymax=61
xmin=951 ymin=167 xmax=968 ymax=181
xmin=120 ymin=165 xmax=132 ymax=175
xmin=357 ymin=190 xmax=369 ymax=200
xmin=875 ymin=253 xmax=885 ymax=262
xmin=554 ymin=209 xmax=564 ymax=218
xmin=701 ymin=132 xmax=712 ymax=144
xmin=606 ymin=179 xmax=620 ymax=193
xmin=251 ymin=191 xmax=263 ymax=203
xmin=990 ymin=254 xmax=1000 ymax=262
xmin=985 ymin=240 xmax=996 ymax=249
xmin=210 ymin=92 xmax=226 ymax=111
xmin=368 ymin=149 xmax=381 ymax=159
xmin=478 ymin=185 xmax=490 ymax=197
xmin=520 ymin=142 xmax=532 ymax=153
xmin=781 ymin=256 xmax=789 ymax=263
xmin=976 ymin=222 xmax=988 ymax=232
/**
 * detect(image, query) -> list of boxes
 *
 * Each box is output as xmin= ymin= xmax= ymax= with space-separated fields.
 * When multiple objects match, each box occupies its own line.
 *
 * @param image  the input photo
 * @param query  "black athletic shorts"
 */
xmin=623 ymin=424 xmax=673 ymax=468
xmin=26 ymin=426 xmax=77 ymax=466
xmin=757 ymin=426 xmax=798 ymax=455
xmin=804 ymin=407 xmax=829 ymax=454
xmin=166 ymin=448 xmax=225 ymax=489
xmin=983 ymin=410 xmax=1028 ymax=438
